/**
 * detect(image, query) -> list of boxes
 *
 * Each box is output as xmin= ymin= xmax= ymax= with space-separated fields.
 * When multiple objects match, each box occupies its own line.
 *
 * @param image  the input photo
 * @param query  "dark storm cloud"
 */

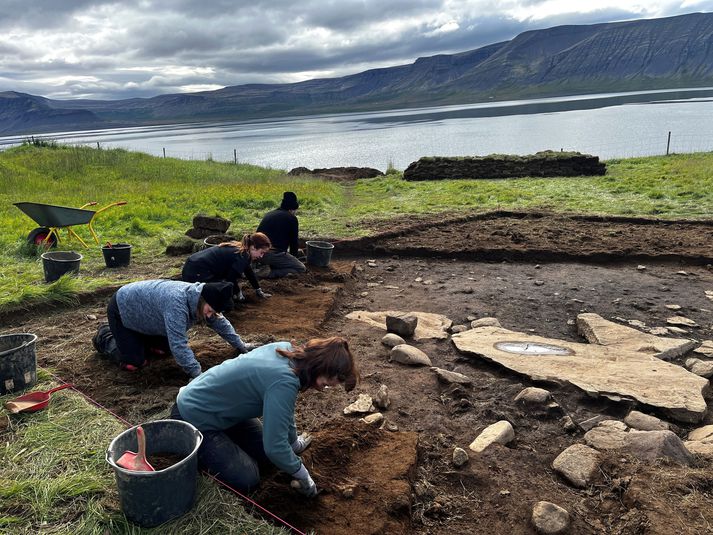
xmin=0 ymin=1 xmax=712 ymax=100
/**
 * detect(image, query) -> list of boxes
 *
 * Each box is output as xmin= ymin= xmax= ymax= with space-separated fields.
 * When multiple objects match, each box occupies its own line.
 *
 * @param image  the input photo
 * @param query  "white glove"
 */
xmin=255 ymin=288 xmax=272 ymax=299
xmin=290 ymin=464 xmax=318 ymax=498
xmin=291 ymin=433 xmax=313 ymax=454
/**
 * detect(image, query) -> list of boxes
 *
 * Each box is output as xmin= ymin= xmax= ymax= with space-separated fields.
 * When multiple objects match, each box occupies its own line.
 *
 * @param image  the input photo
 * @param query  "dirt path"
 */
xmin=3 ymin=212 xmax=713 ymax=534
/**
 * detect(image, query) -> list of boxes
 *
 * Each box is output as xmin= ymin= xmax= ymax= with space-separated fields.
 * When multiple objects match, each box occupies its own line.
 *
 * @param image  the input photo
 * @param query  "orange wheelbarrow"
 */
xmin=14 ymin=201 xmax=127 ymax=248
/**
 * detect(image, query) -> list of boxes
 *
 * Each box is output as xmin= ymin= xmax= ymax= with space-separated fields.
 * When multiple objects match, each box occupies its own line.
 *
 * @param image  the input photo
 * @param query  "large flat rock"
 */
xmin=452 ymin=326 xmax=709 ymax=423
xmin=346 ymin=310 xmax=452 ymax=340
xmin=577 ymin=313 xmax=697 ymax=360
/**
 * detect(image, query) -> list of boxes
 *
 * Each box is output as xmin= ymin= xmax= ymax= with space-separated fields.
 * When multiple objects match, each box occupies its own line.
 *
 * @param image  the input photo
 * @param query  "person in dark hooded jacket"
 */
xmin=256 ymin=191 xmax=306 ymax=278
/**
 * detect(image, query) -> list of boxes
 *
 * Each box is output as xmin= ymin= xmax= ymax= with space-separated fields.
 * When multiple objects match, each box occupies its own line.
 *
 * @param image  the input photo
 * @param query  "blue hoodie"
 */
xmin=116 ymin=279 xmax=245 ymax=378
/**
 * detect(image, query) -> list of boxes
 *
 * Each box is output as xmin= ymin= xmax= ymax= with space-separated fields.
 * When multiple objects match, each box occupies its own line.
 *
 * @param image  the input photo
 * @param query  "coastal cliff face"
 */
xmin=2 ymin=12 xmax=713 ymax=135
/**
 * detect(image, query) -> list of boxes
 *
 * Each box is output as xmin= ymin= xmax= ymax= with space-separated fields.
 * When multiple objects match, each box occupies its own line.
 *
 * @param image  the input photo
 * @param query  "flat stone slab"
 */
xmin=452 ymin=326 xmax=709 ymax=423
xmin=346 ymin=310 xmax=452 ymax=340
xmin=577 ymin=313 xmax=697 ymax=360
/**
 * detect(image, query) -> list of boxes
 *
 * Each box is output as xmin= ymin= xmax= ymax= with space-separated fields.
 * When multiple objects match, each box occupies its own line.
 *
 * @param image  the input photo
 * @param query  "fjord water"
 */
xmin=3 ymin=88 xmax=713 ymax=171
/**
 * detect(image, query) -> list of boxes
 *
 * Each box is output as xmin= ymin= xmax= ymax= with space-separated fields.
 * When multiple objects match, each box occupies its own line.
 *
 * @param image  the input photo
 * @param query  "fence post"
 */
xmin=96 ymin=141 xmax=100 ymax=150
xmin=163 ymin=147 xmax=166 ymax=158
xmin=666 ymin=131 xmax=671 ymax=156
xmin=234 ymin=149 xmax=237 ymax=164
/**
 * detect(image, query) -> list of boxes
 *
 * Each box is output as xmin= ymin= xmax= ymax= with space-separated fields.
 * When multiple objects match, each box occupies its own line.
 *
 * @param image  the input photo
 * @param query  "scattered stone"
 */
xmin=577 ymin=313 xmax=695 ymax=360
xmin=385 ymin=422 xmax=399 ymax=432
xmin=431 ymin=367 xmax=473 ymax=385
xmin=579 ymin=415 xmax=609 ymax=431
xmin=532 ymin=501 xmax=571 ymax=535
xmin=469 ymin=421 xmax=515 ymax=453
xmin=676 ymin=271 xmax=689 ymax=276
xmin=626 ymin=430 xmax=693 ymax=465
xmin=86 ymin=314 xmax=97 ymax=321
xmin=552 ymin=444 xmax=600 ymax=488
xmin=624 ymin=411 xmax=669 ymax=431
xmin=360 ymin=291 xmax=369 ymax=298
xmin=667 ymin=326 xmax=689 ymax=334
xmin=367 ymin=282 xmax=380 ymax=287
xmin=374 ymin=384 xmax=391 ymax=410
xmin=386 ymin=313 xmax=418 ymax=337
xmin=666 ymin=316 xmax=698 ymax=328
xmin=637 ymin=265 xmax=646 ymax=271
xmin=534 ymin=280 xmax=545 ymax=286
xmin=384 ymin=285 xmax=399 ymax=289
xmin=367 ymin=262 xmax=377 ymax=268
xmin=381 ymin=333 xmax=405 ymax=348
xmin=648 ymin=327 xmax=670 ymax=336
xmin=391 ymin=344 xmax=432 ymax=366
xmin=685 ymin=358 xmax=713 ymax=378
xmin=665 ymin=304 xmax=682 ymax=310
xmin=706 ymin=290 xmax=713 ymax=301
xmin=566 ymin=319 xmax=575 ymax=326
xmin=627 ymin=319 xmax=647 ymax=329
xmin=360 ymin=412 xmax=384 ymax=426
xmin=470 ymin=317 xmax=502 ymax=329
xmin=514 ymin=387 xmax=552 ymax=405
xmin=343 ymin=394 xmax=375 ymax=415
xmin=694 ymin=340 xmax=713 ymax=357
xmin=466 ymin=315 xmax=477 ymax=322
xmin=450 ymin=324 xmax=468 ymax=334
xmin=586 ymin=425 xmax=693 ymax=465
xmin=499 ymin=490 xmax=510 ymax=496
xmin=560 ymin=416 xmax=578 ymax=433
xmin=452 ymin=447 xmax=469 ymax=467
xmin=684 ymin=441 xmax=713 ymax=457
xmin=347 ymin=310 xmax=452 ymax=340
xmin=687 ymin=425 xmax=713 ymax=442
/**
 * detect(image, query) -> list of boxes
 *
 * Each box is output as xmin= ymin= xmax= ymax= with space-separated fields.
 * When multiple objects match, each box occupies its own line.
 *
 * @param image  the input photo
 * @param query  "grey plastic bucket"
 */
xmin=202 ymin=234 xmax=236 ymax=248
xmin=0 ymin=333 xmax=38 ymax=395
xmin=102 ymin=243 xmax=132 ymax=268
xmin=106 ymin=419 xmax=203 ymax=527
xmin=306 ymin=240 xmax=334 ymax=267
xmin=40 ymin=251 xmax=82 ymax=283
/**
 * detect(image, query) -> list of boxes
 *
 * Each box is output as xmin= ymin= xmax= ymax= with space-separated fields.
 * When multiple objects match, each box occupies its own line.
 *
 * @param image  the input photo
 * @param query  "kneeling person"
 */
xmin=171 ymin=336 xmax=358 ymax=496
xmin=101 ymin=279 xmax=251 ymax=378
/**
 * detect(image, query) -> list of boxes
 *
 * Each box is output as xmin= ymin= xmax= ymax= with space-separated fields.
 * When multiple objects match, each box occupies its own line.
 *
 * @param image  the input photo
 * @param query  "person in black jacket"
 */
xmin=182 ymin=232 xmax=272 ymax=301
xmin=256 ymin=191 xmax=307 ymax=278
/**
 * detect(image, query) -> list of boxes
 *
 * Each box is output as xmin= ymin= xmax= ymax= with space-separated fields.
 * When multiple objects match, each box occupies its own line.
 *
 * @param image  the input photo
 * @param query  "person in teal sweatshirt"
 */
xmin=171 ymin=336 xmax=358 ymax=496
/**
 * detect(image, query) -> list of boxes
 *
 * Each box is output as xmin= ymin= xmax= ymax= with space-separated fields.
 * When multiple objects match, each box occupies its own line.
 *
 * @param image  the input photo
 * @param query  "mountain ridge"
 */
xmin=2 ymin=12 xmax=713 ymax=135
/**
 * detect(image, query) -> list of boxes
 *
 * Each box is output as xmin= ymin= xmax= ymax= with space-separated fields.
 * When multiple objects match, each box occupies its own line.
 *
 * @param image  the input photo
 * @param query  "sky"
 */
xmin=0 ymin=0 xmax=712 ymax=101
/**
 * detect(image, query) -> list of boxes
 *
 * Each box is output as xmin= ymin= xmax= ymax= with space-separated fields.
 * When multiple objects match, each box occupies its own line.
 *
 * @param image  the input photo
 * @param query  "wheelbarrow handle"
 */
xmin=46 ymin=384 xmax=74 ymax=395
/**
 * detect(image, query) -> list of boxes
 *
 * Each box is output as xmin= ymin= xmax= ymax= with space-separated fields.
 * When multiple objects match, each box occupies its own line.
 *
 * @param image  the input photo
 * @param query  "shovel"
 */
xmin=116 ymin=425 xmax=155 ymax=472
xmin=4 ymin=384 xmax=74 ymax=414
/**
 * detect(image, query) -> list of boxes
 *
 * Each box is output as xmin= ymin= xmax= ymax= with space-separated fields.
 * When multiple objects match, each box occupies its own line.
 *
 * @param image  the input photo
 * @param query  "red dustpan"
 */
xmin=4 ymin=384 xmax=74 ymax=414
xmin=116 ymin=426 xmax=155 ymax=472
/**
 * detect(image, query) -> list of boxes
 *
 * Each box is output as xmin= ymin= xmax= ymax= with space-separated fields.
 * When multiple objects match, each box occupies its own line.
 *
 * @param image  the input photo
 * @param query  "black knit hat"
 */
xmin=201 ymin=282 xmax=234 ymax=313
xmin=280 ymin=191 xmax=299 ymax=210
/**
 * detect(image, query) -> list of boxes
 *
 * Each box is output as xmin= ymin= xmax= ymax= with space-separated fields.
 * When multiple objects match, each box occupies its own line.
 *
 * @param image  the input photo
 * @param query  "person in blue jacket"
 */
xmin=101 ymin=279 xmax=253 ymax=378
xmin=171 ymin=336 xmax=359 ymax=497
xmin=181 ymin=232 xmax=273 ymax=301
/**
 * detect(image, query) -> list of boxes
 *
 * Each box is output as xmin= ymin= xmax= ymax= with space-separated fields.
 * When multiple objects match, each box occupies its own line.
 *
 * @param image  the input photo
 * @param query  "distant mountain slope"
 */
xmin=2 ymin=12 xmax=713 ymax=135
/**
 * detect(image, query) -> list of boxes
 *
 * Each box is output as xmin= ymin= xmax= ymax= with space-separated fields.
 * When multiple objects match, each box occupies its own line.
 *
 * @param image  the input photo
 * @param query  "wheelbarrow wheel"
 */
xmin=27 ymin=227 xmax=57 ymax=248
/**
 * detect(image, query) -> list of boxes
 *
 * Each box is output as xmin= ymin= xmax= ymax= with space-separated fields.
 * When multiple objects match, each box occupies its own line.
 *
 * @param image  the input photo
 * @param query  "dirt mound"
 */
xmin=336 ymin=210 xmax=713 ymax=263
xmin=253 ymin=419 xmax=418 ymax=535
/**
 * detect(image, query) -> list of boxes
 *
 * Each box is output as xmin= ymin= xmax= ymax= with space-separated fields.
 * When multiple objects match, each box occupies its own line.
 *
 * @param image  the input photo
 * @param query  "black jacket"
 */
xmin=181 ymin=245 xmax=259 ymax=289
xmin=257 ymin=208 xmax=299 ymax=255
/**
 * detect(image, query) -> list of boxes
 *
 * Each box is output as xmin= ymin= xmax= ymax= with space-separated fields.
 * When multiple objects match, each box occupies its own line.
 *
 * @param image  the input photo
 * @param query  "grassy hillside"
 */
xmin=1 ymin=143 xmax=712 ymax=310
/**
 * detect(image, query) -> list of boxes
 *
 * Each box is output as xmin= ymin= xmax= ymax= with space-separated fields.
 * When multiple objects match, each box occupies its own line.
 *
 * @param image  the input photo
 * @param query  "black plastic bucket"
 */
xmin=0 ymin=333 xmax=38 ymax=395
xmin=40 ymin=251 xmax=82 ymax=283
xmin=106 ymin=419 xmax=203 ymax=527
xmin=306 ymin=240 xmax=334 ymax=267
xmin=102 ymin=243 xmax=132 ymax=268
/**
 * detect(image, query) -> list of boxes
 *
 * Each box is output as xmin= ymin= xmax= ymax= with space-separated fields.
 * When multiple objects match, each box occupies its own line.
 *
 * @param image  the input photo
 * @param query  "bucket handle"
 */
xmin=0 ymin=335 xmax=37 ymax=357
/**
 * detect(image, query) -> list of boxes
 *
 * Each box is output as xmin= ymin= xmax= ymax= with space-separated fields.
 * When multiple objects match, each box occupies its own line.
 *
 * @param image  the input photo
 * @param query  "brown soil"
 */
xmin=147 ymin=452 xmax=185 ymax=471
xmin=3 ymin=211 xmax=713 ymax=534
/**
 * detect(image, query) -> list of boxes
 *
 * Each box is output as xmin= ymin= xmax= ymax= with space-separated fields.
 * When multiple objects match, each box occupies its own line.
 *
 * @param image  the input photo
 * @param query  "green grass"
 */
xmin=1 ymin=144 xmax=712 ymax=311
xmin=0 ymin=372 xmax=290 ymax=534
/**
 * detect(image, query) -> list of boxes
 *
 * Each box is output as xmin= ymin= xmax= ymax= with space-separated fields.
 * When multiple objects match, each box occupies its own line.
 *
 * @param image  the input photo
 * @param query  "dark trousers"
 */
xmin=170 ymin=404 xmax=269 ymax=492
xmin=262 ymin=249 xmax=306 ymax=278
xmin=107 ymin=294 xmax=170 ymax=366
